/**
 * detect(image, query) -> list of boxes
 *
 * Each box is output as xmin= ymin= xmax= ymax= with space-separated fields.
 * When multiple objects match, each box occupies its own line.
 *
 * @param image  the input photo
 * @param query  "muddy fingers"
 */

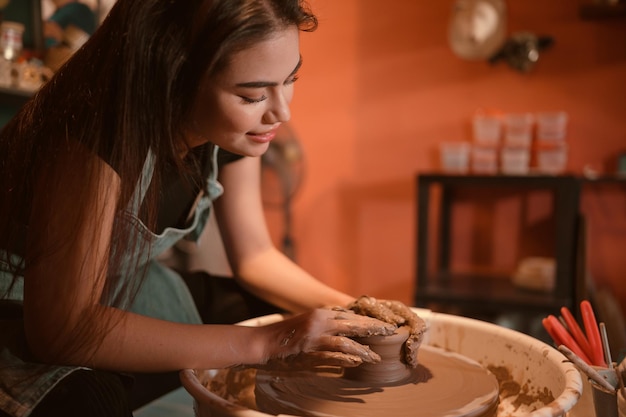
xmin=329 ymin=311 xmax=397 ymax=338
xmin=347 ymin=295 xmax=427 ymax=368
xmin=348 ymin=296 xmax=406 ymax=325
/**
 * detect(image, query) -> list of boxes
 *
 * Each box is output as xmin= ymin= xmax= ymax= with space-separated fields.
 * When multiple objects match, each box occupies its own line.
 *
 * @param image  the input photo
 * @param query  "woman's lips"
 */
xmin=247 ymin=129 xmax=277 ymax=144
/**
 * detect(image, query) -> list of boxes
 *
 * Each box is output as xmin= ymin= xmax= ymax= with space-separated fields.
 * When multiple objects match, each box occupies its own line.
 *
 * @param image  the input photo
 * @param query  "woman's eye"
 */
xmin=239 ymin=95 xmax=267 ymax=104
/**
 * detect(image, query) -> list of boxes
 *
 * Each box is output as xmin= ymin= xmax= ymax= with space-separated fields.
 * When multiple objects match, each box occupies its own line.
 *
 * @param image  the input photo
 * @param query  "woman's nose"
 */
xmin=263 ymin=90 xmax=291 ymax=124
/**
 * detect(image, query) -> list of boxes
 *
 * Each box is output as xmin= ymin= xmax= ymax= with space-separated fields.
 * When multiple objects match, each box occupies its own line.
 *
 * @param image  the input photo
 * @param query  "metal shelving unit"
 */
xmin=415 ymin=173 xmax=584 ymax=322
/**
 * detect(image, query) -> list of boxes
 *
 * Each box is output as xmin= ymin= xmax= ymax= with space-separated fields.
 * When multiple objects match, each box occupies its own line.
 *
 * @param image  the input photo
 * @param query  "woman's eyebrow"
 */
xmin=235 ymin=56 xmax=303 ymax=88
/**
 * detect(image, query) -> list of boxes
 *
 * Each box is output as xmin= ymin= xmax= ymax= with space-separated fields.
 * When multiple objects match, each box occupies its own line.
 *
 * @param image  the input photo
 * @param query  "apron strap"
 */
xmin=127 ymin=149 xmax=156 ymax=214
xmin=206 ymin=144 xmax=224 ymax=200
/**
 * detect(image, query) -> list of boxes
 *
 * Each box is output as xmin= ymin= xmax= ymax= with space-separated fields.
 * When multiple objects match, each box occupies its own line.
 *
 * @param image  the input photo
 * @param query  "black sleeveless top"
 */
xmin=151 ymin=144 xmax=243 ymax=234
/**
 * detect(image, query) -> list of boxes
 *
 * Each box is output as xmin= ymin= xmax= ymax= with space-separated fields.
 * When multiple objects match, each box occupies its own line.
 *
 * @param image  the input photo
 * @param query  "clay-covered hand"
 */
xmin=347 ymin=295 xmax=426 ymax=368
xmin=257 ymin=307 xmax=397 ymax=371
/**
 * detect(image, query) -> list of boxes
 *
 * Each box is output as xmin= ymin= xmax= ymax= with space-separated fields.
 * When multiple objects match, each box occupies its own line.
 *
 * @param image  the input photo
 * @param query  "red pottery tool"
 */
xmin=580 ymin=300 xmax=607 ymax=367
xmin=545 ymin=314 xmax=593 ymax=365
xmin=560 ymin=306 xmax=593 ymax=361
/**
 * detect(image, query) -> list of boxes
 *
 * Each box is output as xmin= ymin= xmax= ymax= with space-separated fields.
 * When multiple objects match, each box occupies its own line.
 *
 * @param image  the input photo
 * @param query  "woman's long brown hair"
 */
xmin=0 ymin=0 xmax=316 ymax=364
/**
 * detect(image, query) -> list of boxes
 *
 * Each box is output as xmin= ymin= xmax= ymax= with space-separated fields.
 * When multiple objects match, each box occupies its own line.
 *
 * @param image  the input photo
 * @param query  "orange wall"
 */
xmin=268 ymin=1 xmax=626 ymax=313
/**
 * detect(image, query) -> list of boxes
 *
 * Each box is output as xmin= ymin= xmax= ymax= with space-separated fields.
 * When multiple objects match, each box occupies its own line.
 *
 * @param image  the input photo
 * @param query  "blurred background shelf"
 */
xmin=418 ymin=272 xmax=572 ymax=313
xmin=415 ymin=173 xmax=584 ymax=339
xmin=0 ymin=86 xmax=33 ymax=108
xmin=579 ymin=2 xmax=626 ymax=19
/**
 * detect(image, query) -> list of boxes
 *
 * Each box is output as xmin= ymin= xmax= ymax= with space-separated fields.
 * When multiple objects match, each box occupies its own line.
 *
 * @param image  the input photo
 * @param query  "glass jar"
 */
xmin=0 ymin=21 xmax=24 ymax=87
xmin=0 ymin=21 xmax=24 ymax=62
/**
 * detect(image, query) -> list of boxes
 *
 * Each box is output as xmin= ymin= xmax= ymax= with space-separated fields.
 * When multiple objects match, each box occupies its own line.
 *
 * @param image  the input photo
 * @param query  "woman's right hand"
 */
xmin=256 ymin=308 xmax=397 ymax=370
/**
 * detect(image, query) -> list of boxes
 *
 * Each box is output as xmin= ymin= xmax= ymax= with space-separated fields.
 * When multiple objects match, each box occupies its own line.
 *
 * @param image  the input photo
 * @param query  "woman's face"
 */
xmin=186 ymin=25 xmax=301 ymax=157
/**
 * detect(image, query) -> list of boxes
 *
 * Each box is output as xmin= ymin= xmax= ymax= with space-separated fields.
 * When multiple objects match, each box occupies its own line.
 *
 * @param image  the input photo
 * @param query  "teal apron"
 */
xmin=0 ymin=145 xmax=223 ymax=417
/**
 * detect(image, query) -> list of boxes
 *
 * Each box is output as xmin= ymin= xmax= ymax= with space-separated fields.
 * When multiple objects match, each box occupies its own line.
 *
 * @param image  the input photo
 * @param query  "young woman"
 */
xmin=0 ymin=1 xmax=414 ymax=416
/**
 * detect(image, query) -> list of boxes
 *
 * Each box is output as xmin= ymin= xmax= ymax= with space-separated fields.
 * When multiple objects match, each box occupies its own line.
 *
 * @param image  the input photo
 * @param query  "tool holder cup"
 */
xmin=582 ymin=365 xmax=619 ymax=417
xmin=618 ymin=387 xmax=626 ymax=417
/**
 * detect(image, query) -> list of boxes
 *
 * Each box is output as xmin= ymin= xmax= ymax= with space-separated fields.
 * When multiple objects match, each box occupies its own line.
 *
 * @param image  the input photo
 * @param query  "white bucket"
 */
xmin=181 ymin=309 xmax=583 ymax=417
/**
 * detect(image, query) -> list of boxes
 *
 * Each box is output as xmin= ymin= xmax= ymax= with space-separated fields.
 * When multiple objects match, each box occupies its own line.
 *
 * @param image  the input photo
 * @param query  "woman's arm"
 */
xmin=22 ymin=148 xmax=387 ymax=372
xmin=213 ymin=156 xmax=354 ymax=313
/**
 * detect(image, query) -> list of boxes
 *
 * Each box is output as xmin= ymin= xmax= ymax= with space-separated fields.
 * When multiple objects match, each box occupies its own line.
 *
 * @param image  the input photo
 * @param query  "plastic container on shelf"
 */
xmin=440 ymin=141 xmax=470 ymax=174
xmin=472 ymin=113 xmax=502 ymax=147
xmin=471 ymin=146 xmax=498 ymax=174
xmin=536 ymin=143 xmax=568 ymax=175
xmin=501 ymin=147 xmax=530 ymax=175
xmin=504 ymin=113 xmax=534 ymax=148
xmin=536 ymin=111 xmax=568 ymax=142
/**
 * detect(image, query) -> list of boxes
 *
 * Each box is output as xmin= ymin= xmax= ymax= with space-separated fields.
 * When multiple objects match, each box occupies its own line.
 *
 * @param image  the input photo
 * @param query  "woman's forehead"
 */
xmin=218 ymin=26 xmax=301 ymax=83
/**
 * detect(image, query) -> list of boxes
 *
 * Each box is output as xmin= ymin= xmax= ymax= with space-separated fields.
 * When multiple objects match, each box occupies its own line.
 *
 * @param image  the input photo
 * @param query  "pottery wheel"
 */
xmin=254 ymin=345 xmax=499 ymax=417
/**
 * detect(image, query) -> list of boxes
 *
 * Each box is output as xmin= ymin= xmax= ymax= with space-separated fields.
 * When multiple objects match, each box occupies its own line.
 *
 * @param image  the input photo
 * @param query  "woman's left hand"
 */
xmin=347 ymin=296 xmax=427 ymax=368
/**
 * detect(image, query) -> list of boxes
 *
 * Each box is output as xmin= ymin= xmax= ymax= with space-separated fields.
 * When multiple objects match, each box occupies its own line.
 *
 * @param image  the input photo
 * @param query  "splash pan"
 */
xmin=181 ymin=309 xmax=582 ymax=417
